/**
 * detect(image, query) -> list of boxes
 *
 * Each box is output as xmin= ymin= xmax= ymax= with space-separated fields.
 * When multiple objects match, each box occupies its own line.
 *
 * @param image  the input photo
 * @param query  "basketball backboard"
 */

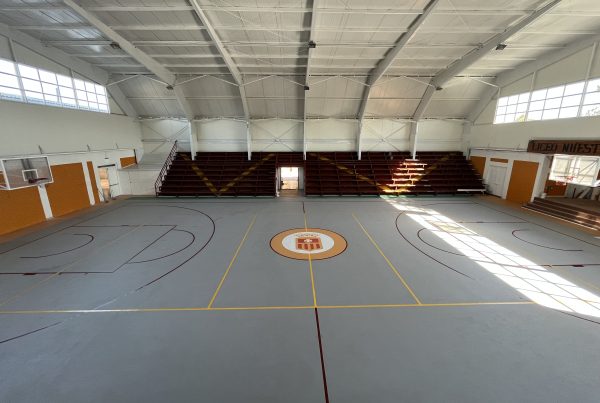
xmin=0 ymin=156 xmax=53 ymax=190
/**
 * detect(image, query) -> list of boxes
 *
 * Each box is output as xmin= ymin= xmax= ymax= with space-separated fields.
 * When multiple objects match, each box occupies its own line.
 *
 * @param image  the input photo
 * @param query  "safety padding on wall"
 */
xmin=0 ymin=187 xmax=46 ymax=236
xmin=45 ymin=163 xmax=90 ymax=217
xmin=506 ymin=160 xmax=539 ymax=203
xmin=120 ymin=156 xmax=137 ymax=168
xmin=469 ymin=156 xmax=486 ymax=176
xmin=86 ymin=161 xmax=100 ymax=204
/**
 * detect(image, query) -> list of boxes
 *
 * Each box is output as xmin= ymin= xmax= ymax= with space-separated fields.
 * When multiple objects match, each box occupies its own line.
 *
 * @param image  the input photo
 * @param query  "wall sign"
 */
xmin=527 ymin=140 xmax=600 ymax=156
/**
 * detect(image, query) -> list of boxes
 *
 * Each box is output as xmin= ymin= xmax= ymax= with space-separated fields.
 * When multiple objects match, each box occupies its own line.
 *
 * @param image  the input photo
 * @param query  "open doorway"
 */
xmin=279 ymin=166 xmax=302 ymax=197
xmin=98 ymin=165 xmax=120 ymax=202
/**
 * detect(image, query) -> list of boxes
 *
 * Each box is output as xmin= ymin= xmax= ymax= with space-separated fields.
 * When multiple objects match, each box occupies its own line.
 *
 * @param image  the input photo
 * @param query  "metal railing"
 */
xmin=154 ymin=141 xmax=178 ymax=196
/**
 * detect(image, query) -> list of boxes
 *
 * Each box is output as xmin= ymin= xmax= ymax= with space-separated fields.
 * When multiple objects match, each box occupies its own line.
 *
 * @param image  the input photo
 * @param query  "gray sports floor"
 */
xmin=1 ymin=196 xmax=600 ymax=402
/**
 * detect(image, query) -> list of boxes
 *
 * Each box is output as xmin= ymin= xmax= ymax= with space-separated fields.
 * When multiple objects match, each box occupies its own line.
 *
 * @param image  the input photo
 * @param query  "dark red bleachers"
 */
xmin=155 ymin=151 xmax=484 ymax=197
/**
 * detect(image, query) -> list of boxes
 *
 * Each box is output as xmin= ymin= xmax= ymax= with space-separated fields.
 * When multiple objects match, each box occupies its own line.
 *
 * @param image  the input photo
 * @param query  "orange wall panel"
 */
xmin=86 ymin=161 xmax=100 ymax=204
xmin=470 ymin=156 xmax=486 ymax=176
xmin=120 ymin=156 xmax=136 ymax=168
xmin=0 ymin=186 xmax=46 ymax=236
xmin=45 ymin=163 xmax=90 ymax=217
xmin=506 ymin=160 xmax=539 ymax=203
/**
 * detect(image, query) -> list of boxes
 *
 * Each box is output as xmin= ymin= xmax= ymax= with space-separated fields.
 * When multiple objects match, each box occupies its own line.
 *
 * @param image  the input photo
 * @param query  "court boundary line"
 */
xmin=0 ymin=301 xmax=535 ymax=315
xmin=353 ymin=213 xmax=423 ymax=304
xmin=207 ymin=214 xmax=257 ymax=308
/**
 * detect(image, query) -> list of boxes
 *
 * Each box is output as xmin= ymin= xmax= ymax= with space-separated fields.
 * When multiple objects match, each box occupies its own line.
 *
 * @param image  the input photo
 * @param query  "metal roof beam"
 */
xmin=412 ymin=0 xmax=562 ymax=121
xmin=304 ymin=0 xmax=318 ymax=160
xmin=356 ymin=0 xmax=440 ymax=158
xmin=61 ymin=0 xmax=193 ymax=120
xmin=188 ymin=0 xmax=249 ymax=158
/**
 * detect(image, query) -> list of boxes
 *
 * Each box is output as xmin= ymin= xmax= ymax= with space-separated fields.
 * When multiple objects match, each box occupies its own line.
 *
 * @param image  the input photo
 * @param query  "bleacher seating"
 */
xmin=304 ymin=151 xmax=484 ymax=196
xmin=155 ymin=151 xmax=484 ymax=197
xmin=157 ymin=152 xmax=278 ymax=197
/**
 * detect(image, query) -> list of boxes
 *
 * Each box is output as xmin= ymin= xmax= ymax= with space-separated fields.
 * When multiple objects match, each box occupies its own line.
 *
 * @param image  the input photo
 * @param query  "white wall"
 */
xmin=469 ymin=149 xmax=551 ymax=201
xmin=0 ymin=100 xmax=142 ymax=157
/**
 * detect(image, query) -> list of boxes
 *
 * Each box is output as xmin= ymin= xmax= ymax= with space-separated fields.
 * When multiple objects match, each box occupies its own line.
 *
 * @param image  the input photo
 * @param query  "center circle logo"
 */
xmin=270 ymin=228 xmax=347 ymax=260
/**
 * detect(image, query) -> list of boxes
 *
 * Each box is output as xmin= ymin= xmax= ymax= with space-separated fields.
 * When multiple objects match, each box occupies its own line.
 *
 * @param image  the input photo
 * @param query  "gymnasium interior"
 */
xmin=1 ymin=1 xmax=600 ymax=402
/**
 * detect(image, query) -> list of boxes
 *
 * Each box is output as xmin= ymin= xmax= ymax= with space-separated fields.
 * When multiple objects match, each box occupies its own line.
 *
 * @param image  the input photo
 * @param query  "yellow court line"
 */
xmin=207 ymin=214 xmax=257 ymax=309
xmin=0 ymin=225 xmax=143 ymax=308
xmin=352 ymin=213 xmax=423 ymax=305
xmin=0 ymin=301 xmax=534 ymax=315
xmin=304 ymin=210 xmax=318 ymax=307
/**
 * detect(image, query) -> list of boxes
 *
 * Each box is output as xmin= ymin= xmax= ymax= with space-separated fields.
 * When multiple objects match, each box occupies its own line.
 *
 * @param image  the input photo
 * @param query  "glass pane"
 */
xmin=559 ymin=106 xmax=579 ymax=119
xmin=44 ymin=94 xmax=58 ymax=103
xmin=21 ymin=78 xmax=42 ymax=92
xmin=529 ymin=100 xmax=544 ymax=111
xmin=78 ymin=100 xmax=89 ymax=109
xmin=18 ymin=64 xmax=39 ymax=80
xmin=0 ymin=72 xmax=19 ymax=88
xmin=89 ymin=102 xmax=98 ymax=110
xmin=542 ymin=108 xmax=560 ymax=120
xmin=516 ymin=103 xmax=527 ymax=113
xmin=497 ymin=106 xmax=506 ymax=115
xmin=56 ymin=74 xmax=73 ymax=87
xmin=518 ymin=93 xmax=530 ymax=103
xmin=0 ymin=59 xmax=16 ymax=74
xmin=87 ymin=92 xmax=97 ymax=102
xmin=527 ymin=110 xmax=543 ymax=121
xmin=97 ymin=95 xmax=107 ymax=104
xmin=0 ymin=86 xmax=22 ymax=98
xmin=76 ymin=90 xmax=87 ymax=100
xmin=586 ymin=78 xmax=600 ymax=93
xmin=25 ymin=91 xmax=44 ymax=101
xmin=505 ymin=113 xmax=516 ymax=123
xmin=584 ymin=92 xmax=600 ymax=105
xmin=99 ymin=104 xmax=109 ymax=112
xmin=42 ymin=82 xmax=58 ymax=95
xmin=59 ymin=87 xmax=75 ymax=98
xmin=506 ymin=104 xmax=517 ymax=114
xmin=85 ymin=81 xmax=96 ymax=92
xmin=547 ymin=86 xmax=565 ymax=98
xmin=564 ymin=81 xmax=585 ymax=96
xmin=497 ymin=97 xmax=508 ymax=107
xmin=581 ymin=104 xmax=600 ymax=116
xmin=561 ymin=94 xmax=581 ymax=108
xmin=95 ymin=84 xmax=106 ymax=95
xmin=544 ymin=97 xmax=561 ymax=109
xmin=531 ymin=89 xmax=547 ymax=101
xmin=62 ymin=97 xmax=77 ymax=106
xmin=74 ymin=79 xmax=86 ymax=90
xmin=38 ymin=70 xmax=57 ymax=84
xmin=508 ymin=95 xmax=519 ymax=105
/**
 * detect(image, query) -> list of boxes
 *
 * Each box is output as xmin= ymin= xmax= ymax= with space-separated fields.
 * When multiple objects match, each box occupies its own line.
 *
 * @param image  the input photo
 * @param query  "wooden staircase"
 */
xmin=524 ymin=197 xmax=600 ymax=231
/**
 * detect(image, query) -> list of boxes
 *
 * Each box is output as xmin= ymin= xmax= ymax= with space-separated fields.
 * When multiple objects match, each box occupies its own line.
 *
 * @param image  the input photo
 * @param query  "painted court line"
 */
xmin=207 ymin=214 xmax=257 ymax=308
xmin=0 ymin=225 xmax=144 ymax=308
xmin=304 ymin=207 xmax=318 ymax=307
xmin=352 ymin=213 xmax=423 ymax=305
xmin=0 ymin=302 xmax=535 ymax=315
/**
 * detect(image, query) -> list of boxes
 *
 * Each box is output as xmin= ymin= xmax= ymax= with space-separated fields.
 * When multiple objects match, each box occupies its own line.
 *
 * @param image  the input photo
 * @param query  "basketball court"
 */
xmin=2 ymin=0 xmax=600 ymax=401
xmin=1 ymin=196 xmax=600 ymax=402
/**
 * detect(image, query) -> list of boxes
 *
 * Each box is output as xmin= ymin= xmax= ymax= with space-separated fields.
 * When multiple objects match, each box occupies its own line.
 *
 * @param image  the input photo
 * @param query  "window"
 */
xmin=549 ymin=155 xmax=600 ymax=187
xmin=494 ymin=77 xmax=599 ymax=124
xmin=0 ymin=57 xmax=109 ymax=114
xmin=494 ymin=92 xmax=529 ymax=123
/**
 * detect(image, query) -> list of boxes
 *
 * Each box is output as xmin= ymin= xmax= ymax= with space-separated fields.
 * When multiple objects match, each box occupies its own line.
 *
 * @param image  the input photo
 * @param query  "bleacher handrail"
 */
xmin=154 ymin=141 xmax=178 ymax=196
